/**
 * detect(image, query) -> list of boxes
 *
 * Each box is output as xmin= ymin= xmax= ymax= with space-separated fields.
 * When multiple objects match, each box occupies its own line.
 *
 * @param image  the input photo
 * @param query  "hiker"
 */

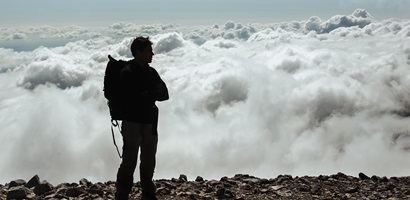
xmin=115 ymin=36 xmax=169 ymax=200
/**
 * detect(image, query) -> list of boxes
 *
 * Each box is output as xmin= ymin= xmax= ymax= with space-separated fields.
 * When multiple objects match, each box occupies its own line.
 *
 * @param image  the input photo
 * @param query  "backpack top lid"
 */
xmin=103 ymin=55 xmax=128 ymax=100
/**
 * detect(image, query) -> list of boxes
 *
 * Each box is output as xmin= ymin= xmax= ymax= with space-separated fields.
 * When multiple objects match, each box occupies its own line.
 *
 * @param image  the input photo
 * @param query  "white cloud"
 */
xmin=305 ymin=9 xmax=373 ymax=34
xmin=9 ymin=32 xmax=26 ymax=40
xmin=1 ymin=9 xmax=410 ymax=184
xmin=224 ymin=21 xmax=236 ymax=30
xmin=152 ymin=32 xmax=185 ymax=54
xmin=17 ymin=57 xmax=90 ymax=90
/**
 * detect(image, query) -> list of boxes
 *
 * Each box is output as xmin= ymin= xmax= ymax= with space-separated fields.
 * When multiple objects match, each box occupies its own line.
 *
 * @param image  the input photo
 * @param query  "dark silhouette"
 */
xmin=115 ymin=36 xmax=169 ymax=200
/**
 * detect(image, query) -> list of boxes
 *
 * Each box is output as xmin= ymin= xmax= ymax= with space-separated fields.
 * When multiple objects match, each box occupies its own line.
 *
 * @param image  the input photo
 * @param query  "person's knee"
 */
xmin=140 ymin=162 xmax=155 ymax=174
xmin=122 ymin=156 xmax=138 ymax=166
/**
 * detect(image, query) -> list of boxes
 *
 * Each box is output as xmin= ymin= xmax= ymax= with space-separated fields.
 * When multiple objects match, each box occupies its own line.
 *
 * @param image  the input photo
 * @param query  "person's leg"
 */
xmin=139 ymin=124 xmax=158 ymax=199
xmin=115 ymin=121 xmax=143 ymax=200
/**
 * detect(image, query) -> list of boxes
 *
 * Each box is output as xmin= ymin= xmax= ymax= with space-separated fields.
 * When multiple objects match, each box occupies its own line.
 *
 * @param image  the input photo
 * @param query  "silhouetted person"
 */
xmin=115 ymin=36 xmax=169 ymax=200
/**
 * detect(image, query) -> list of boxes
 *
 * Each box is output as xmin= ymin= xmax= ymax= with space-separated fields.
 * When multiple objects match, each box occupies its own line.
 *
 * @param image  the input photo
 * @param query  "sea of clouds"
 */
xmin=1 ymin=9 xmax=410 ymax=184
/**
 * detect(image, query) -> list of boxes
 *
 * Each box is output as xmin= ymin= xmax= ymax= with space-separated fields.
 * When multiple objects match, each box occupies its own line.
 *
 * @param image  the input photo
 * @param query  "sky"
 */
xmin=0 ymin=2 xmax=410 ymax=185
xmin=0 ymin=0 xmax=409 ymax=27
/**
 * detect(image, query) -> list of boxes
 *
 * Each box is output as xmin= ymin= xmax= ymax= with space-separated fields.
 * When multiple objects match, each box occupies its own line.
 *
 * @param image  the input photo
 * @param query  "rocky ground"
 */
xmin=2 ymin=172 xmax=410 ymax=199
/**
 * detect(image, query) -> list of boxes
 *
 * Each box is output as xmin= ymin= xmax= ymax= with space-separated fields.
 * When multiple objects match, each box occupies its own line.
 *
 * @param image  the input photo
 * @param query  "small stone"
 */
xmin=359 ymin=172 xmax=370 ymax=180
xmin=170 ymin=178 xmax=179 ymax=183
xmin=331 ymin=172 xmax=346 ymax=180
xmin=79 ymin=178 xmax=92 ymax=187
xmin=216 ymin=188 xmax=234 ymax=199
xmin=311 ymin=185 xmax=321 ymax=194
xmin=260 ymin=188 xmax=269 ymax=193
xmin=298 ymin=184 xmax=310 ymax=192
xmin=371 ymin=175 xmax=379 ymax=181
xmin=344 ymin=186 xmax=359 ymax=193
xmin=386 ymin=183 xmax=396 ymax=190
xmin=179 ymin=174 xmax=188 ymax=182
xmin=380 ymin=176 xmax=389 ymax=182
xmin=271 ymin=185 xmax=284 ymax=191
xmin=208 ymin=180 xmax=220 ymax=186
xmin=234 ymin=174 xmax=249 ymax=180
xmin=66 ymin=187 xmax=85 ymax=197
xmin=243 ymin=178 xmax=260 ymax=184
xmin=276 ymin=189 xmax=292 ymax=197
xmin=195 ymin=176 xmax=204 ymax=182
xmin=259 ymin=178 xmax=270 ymax=184
xmin=276 ymin=175 xmax=293 ymax=184
xmin=157 ymin=187 xmax=171 ymax=195
xmin=88 ymin=187 xmax=104 ymax=197
xmin=163 ymin=181 xmax=177 ymax=190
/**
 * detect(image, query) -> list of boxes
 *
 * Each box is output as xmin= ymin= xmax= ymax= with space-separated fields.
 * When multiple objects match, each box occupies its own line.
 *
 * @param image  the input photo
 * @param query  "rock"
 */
xmin=195 ymin=176 xmax=204 ymax=182
xmin=386 ymin=183 xmax=396 ymax=190
xmin=207 ymin=180 xmax=220 ymax=186
xmin=371 ymin=175 xmax=380 ymax=181
xmin=45 ymin=192 xmax=67 ymax=199
xmin=216 ymin=187 xmax=234 ymax=199
xmin=157 ymin=187 xmax=171 ymax=195
xmin=259 ymin=178 xmax=271 ymax=185
xmin=331 ymin=172 xmax=348 ymax=180
xmin=344 ymin=186 xmax=359 ymax=193
xmin=163 ymin=181 xmax=177 ymax=190
xmin=243 ymin=178 xmax=260 ymax=184
xmin=66 ymin=187 xmax=85 ymax=197
xmin=276 ymin=175 xmax=293 ymax=184
xmin=79 ymin=178 xmax=92 ymax=187
xmin=359 ymin=172 xmax=370 ymax=180
xmin=311 ymin=185 xmax=321 ymax=194
xmin=234 ymin=174 xmax=250 ymax=179
xmin=380 ymin=176 xmax=389 ymax=182
xmin=298 ymin=184 xmax=310 ymax=192
xmin=275 ymin=189 xmax=292 ymax=197
xmin=25 ymin=175 xmax=41 ymax=188
xmin=33 ymin=180 xmax=53 ymax=195
xmin=179 ymin=174 xmax=188 ymax=182
xmin=271 ymin=185 xmax=284 ymax=191
xmin=8 ymin=179 xmax=26 ymax=189
xmin=220 ymin=176 xmax=228 ymax=182
xmin=89 ymin=188 xmax=104 ymax=197
xmin=4 ymin=173 xmax=410 ymax=199
xmin=6 ymin=186 xmax=32 ymax=200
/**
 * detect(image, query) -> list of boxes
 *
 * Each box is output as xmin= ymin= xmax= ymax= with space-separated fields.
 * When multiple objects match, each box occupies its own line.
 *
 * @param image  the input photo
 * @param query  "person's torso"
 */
xmin=121 ymin=63 xmax=159 ymax=123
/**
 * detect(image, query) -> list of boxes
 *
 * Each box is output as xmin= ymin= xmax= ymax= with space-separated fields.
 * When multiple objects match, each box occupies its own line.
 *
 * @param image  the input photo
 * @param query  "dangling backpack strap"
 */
xmin=111 ymin=119 xmax=122 ymax=158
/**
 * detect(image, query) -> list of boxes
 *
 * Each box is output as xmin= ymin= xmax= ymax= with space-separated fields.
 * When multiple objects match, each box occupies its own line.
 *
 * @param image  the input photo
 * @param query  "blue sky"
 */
xmin=0 ymin=0 xmax=409 ymax=27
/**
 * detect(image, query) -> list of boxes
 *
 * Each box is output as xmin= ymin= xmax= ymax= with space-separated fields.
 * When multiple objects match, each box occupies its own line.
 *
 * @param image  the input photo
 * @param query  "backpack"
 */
xmin=104 ymin=55 xmax=128 ymax=120
xmin=103 ymin=54 xmax=128 ymax=158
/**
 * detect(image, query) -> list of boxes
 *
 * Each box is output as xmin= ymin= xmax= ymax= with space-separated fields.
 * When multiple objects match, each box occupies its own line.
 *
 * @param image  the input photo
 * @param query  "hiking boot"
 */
xmin=115 ymin=186 xmax=130 ymax=200
xmin=115 ymin=193 xmax=128 ymax=200
xmin=141 ymin=192 xmax=157 ymax=200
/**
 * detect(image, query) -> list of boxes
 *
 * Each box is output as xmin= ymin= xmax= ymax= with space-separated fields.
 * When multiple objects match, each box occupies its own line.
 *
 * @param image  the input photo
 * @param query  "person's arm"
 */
xmin=151 ymin=69 xmax=169 ymax=101
xmin=153 ymin=79 xmax=169 ymax=101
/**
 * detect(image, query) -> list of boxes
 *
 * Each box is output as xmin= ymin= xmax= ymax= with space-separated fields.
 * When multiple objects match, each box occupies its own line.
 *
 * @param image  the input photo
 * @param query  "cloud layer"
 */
xmin=1 ymin=9 xmax=410 ymax=184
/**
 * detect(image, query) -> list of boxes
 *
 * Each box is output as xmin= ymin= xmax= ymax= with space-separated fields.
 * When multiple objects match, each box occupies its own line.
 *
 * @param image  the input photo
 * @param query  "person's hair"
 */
xmin=130 ymin=36 xmax=153 ymax=58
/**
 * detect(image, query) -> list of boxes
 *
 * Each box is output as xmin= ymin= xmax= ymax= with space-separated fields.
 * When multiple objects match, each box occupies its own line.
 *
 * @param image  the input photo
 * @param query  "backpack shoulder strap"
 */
xmin=111 ymin=119 xmax=122 ymax=158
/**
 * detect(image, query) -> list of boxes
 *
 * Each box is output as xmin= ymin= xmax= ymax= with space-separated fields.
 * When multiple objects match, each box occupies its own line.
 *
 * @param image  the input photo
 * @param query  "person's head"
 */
xmin=130 ymin=36 xmax=154 ymax=64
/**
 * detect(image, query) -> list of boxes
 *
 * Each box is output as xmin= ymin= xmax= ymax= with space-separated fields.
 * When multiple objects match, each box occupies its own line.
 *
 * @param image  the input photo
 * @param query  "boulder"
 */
xmin=34 ymin=180 xmax=53 ymax=195
xmin=25 ymin=175 xmax=41 ymax=188
xmin=8 ymin=179 xmax=26 ymax=189
xmin=6 ymin=186 xmax=33 ymax=200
